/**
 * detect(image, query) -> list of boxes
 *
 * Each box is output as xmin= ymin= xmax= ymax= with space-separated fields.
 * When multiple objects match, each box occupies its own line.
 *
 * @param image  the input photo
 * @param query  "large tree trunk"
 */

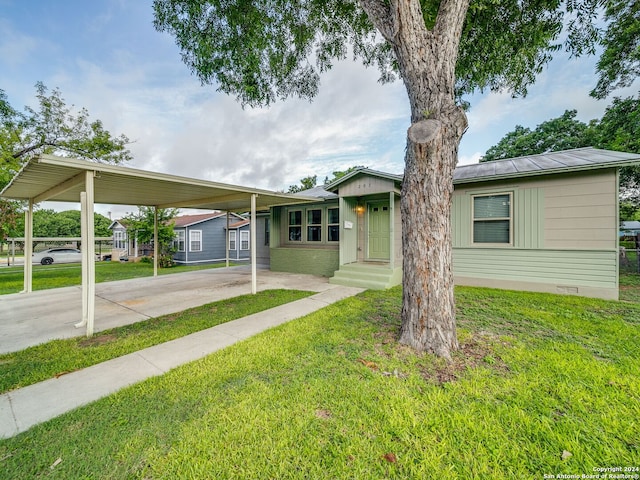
xmin=360 ymin=0 xmax=470 ymax=359
xmin=399 ymin=114 xmax=465 ymax=359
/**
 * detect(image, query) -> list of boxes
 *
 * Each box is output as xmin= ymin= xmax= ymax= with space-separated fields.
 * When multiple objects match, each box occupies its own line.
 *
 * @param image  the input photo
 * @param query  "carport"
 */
xmin=0 ymin=154 xmax=315 ymax=337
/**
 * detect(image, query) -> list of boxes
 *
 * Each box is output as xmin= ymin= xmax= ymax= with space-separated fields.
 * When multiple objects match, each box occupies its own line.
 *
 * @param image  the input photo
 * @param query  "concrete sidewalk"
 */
xmin=0 ymin=282 xmax=364 ymax=438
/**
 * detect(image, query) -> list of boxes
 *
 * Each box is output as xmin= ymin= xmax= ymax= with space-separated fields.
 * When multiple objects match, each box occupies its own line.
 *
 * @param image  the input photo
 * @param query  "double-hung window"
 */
xmin=190 ymin=230 xmax=202 ymax=252
xmin=307 ymin=209 xmax=322 ymax=242
xmin=229 ymin=230 xmax=237 ymax=251
xmin=472 ymin=193 xmax=512 ymax=244
xmin=174 ymin=230 xmax=185 ymax=252
xmin=288 ymin=210 xmax=302 ymax=241
xmin=327 ymin=208 xmax=339 ymax=242
xmin=240 ymin=231 xmax=250 ymax=250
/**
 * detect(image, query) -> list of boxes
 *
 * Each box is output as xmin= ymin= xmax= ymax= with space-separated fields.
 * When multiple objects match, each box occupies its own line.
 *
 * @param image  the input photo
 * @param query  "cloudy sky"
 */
xmin=1 ymin=0 xmax=636 ymax=218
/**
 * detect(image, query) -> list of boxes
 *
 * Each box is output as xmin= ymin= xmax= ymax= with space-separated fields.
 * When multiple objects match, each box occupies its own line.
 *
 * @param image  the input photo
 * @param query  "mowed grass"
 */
xmin=0 ymin=261 xmax=239 ymax=295
xmin=0 ymin=289 xmax=313 ymax=394
xmin=1 ymin=286 xmax=638 ymax=479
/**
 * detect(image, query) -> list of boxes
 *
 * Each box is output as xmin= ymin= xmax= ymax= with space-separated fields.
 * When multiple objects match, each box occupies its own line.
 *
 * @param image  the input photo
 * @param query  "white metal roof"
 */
xmin=0 ymin=155 xmax=316 ymax=211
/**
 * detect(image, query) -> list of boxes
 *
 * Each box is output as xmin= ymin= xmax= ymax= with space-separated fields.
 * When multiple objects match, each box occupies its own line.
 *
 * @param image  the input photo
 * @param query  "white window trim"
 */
xmin=327 ymin=207 xmax=340 ymax=243
xmin=306 ymin=208 xmax=323 ymax=242
xmin=189 ymin=230 xmax=202 ymax=252
xmin=175 ymin=230 xmax=185 ymax=252
xmin=240 ymin=230 xmax=250 ymax=250
xmin=288 ymin=209 xmax=303 ymax=242
xmin=229 ymin=230 xmax=237 ymax=251
xmin=471 ymin=192 xmax=513 ymax=246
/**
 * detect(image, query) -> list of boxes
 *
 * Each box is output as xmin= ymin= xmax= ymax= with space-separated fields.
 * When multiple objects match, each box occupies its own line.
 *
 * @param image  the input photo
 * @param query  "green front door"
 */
xmin=368 ymin=202 xmax=390 ymax=260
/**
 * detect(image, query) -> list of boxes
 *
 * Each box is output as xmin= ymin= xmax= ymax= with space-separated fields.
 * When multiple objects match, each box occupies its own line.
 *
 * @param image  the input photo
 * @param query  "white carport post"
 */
xmin=22 ymin=199 xmax=34 ymax=293
xmin=226 ymin=212 xmax=230 ymax=268
xmin=153 ymin=207 xmax=158 ymax=277
xmin=76 ymin=171 xmax=96 ymax=336
xmin=251 ymin=193 xmax=257 ymax=294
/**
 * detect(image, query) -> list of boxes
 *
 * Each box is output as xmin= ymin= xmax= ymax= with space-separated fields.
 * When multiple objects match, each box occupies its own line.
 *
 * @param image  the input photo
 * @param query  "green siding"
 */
xmin=270 ymin=247 xmax=339 ymax=277
xmin=453 ymin=187 xmax=544 ymax=249
xmin=452 ymin=194 xmax=468 ymax=247
xmin=514 ymin=188 xmax=544 ymax=249
xmin=340 ymin=197 xmax=358 ymax=265
xmin=453 ymin=248 xmax=617 ymax=288
xmin=271 ymin=207 xmax=282 ymax=246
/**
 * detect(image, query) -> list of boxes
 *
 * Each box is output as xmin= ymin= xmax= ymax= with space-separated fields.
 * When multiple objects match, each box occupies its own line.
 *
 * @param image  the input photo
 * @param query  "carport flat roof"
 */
xmin=0 ymin=154 xmax=316 ymax=211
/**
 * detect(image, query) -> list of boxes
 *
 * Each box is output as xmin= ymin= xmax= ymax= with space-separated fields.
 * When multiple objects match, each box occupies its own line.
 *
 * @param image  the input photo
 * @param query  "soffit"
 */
xmin=1 ymin=155 xmax=316 ymax=212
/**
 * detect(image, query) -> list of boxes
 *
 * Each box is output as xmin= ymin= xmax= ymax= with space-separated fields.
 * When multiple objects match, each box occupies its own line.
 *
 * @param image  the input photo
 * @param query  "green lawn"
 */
xmin=0 ymin=289 xmax=313 ymax=394
xmin=1 ymin=286 xmax=638 ymax=479
xmin=0 ymin=261 xmax=240 ymax=295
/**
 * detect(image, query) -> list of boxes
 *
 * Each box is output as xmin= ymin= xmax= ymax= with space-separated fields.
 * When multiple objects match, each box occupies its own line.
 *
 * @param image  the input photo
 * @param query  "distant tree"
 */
xmin=1 ymin=83 xmax=133 ymax=243
xmin=11 ymin=209 xmax=112 ymax=237
xmin=324 ymin=166 xmax=367 ymax=185
xmin=122 ymin=207 xmax=179 ymax=267
xmin=481 ymin=110 xmax=591 ymax=162
xmin=287 ymin=175 xmax=317 ymax=193
xmin=619 ymin=201 xmax=640 ymax=223
xmin=481 ymin=97 xmax=640 ymax=199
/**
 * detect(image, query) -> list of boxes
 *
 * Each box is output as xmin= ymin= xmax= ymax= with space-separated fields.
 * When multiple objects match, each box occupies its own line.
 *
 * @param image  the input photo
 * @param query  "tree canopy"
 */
xmin=591 ymin=0 xmax=640 ymax=99
xmin=153 ymin=0 xmax=613 ymax=107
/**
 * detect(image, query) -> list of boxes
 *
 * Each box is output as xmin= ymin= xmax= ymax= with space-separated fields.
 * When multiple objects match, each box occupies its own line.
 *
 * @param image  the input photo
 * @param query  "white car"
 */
xmin=32 ymin=248 xmax=83 ymax=265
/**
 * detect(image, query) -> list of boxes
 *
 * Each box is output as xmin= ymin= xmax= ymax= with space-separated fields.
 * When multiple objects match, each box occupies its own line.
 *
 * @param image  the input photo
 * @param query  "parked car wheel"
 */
xmin=41 ymin=257 xmax=53 ymax=265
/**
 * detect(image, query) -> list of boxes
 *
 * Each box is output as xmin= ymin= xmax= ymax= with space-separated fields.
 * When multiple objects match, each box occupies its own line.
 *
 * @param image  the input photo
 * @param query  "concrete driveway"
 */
xmin=0 ymin=265 xmax=335 ymax=354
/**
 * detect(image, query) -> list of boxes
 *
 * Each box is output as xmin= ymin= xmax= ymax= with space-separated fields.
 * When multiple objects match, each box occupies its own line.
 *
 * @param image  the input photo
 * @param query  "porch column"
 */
xmin=23 ymin=199 xmax=33 ymax=293
xmin=251 ymin=194 xmax=257 ymax=294
xmin=153 ymin=207 xmax=158 ymax=277
xmin=389 ymin=192 xmax=395 ymax=270
xmin=226 ymin=212 xmax=230 ymax=268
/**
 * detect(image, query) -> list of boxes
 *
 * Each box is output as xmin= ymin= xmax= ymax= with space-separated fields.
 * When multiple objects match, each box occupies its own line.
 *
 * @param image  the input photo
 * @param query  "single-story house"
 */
xmin=172 ymin=212 xmax=251 ymax=265
xmin=268 ymin=148 xmax=640 ymax=300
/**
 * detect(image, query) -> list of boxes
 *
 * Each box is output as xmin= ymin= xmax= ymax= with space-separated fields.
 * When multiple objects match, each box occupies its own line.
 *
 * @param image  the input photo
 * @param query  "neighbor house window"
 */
xmin=240 ymin=230 xmax=250 ymax=250
xmin=190 ymin=230 xmax=202 ymax=252
xmin=327 ymin=207 xmax=339 ymax=242
xmin=307 ymin=209 xmax=322 ymax=242
xmin=229 ymin=230 xmax=237 ymax=251
xmin=472 ymin=193 xmax=512 ymax=244
xmin=114 ymin=230 xmax=127 ymax=249
xmin=289 ymin=210 xmax=302 ymax=241
xmin=174 ymin=230 xmax=185 ymax=252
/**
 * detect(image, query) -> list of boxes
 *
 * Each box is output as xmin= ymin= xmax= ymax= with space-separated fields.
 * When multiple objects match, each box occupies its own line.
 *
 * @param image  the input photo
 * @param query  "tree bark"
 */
xmin=361 ymin=0 xmax=470 ymax=359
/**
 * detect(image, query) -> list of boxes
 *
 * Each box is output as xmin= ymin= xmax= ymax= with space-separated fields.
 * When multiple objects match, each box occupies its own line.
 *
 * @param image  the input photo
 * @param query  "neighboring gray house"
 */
xmin=173 ymin=212 xmax=251 ymax=265
xmin=269 ymin=148 xmax=640 ymax=300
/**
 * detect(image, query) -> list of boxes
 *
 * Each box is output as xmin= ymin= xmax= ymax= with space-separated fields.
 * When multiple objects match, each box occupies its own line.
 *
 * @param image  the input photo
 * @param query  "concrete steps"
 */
xmin=330 ymin=263 xmax=401 ymax=290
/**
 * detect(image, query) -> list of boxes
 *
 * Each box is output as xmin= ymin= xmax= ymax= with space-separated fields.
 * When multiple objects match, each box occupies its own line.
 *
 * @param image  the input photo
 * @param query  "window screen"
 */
xmin=473 ymin=194 xmax=512 ymax=244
